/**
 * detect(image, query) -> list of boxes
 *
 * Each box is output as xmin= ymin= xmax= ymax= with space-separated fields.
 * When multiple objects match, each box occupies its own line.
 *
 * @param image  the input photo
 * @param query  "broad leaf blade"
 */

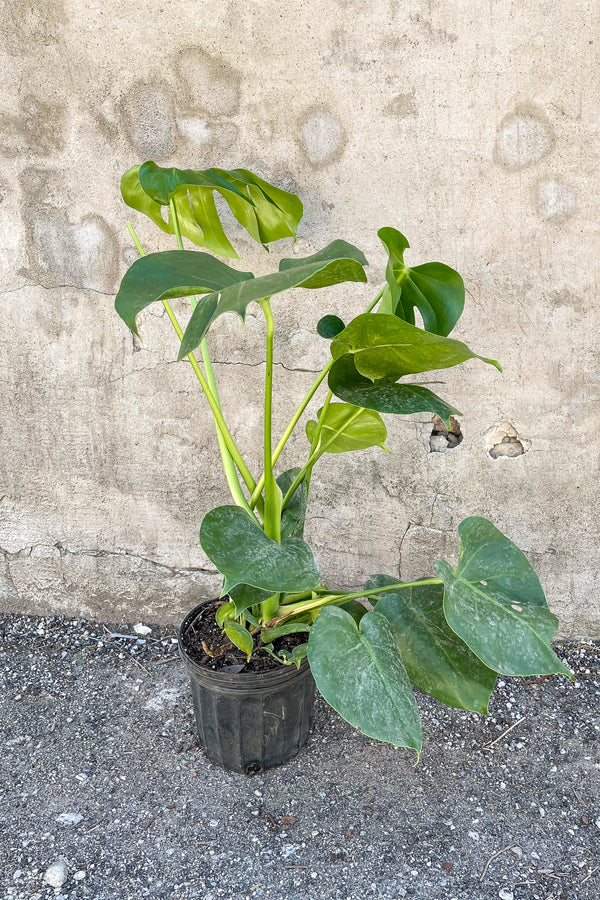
xmin=435 ymin=517 xmax=572 ymax=678
xmin=114 ymin=250 xmax=252 ymax=335
xmin=228 ymin=583 xmax=272 ymax=616
xmin=305 ymin=403 xmax=389 ymax=454
xmin=277 ymin=468 xmax=308 ymax=540
xmin=328 ymin=354 xmax=461 ymax=423
xmin=200 ymin=506 xmax=320 ymax=595
xmin=224 ymin=621 xmax=253 ymax=660
xmin=121 ymin=165 xmax=172 ymax=235
xmin=308 ymin=606 xmax=422 ymax=754
xmin=179 ymin=241 xmax=368 ymax=358
xmin=378 ymin=227 xmax=464 ymax=336
xmin=365 ymin=575 xmax=497 ymax=713
xmin=331 ymin=314 xmax=501 ymax=380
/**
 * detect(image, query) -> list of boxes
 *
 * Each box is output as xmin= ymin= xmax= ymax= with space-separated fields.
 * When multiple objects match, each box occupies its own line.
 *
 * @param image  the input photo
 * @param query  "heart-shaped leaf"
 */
xmin=331 ymin=314 xmax=501 ymax=380
xmin=200 ymin=506 xmax=320 ymax=595
xmin=114 ymin=250 xmax=253 ymax=335
xmin=122 ymin=162 xmax=303 ymax=257
xmin=378 ymin=227 xmax=464 ymax=336
xmin=178 ymin=241 xmax=368 ymax=358
xmin=328 ymin=354 xmax=461 ymax=423
xmin=365 ymin=575 xmax=497 ymax=713
xmin=277 ymin=468 xmax=308 ymax=540
xmin=308 ymin=606 xmax=422 ymax=754
xmin=305 ymin=403 xmax=389 ymax=454
xmin=435 ymin=517 xmax=573 ymax=678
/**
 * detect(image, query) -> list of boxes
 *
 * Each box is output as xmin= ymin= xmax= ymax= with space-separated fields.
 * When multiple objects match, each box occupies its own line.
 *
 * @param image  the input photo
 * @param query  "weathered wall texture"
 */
xmin=0 ymin=1 xmax=598 ymax=635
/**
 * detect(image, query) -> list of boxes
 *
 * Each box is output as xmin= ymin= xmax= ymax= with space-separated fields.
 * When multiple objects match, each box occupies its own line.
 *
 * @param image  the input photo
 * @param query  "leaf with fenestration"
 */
xmin=435 ymin=517 xmax=573 ymax=678
xmin=308 ymin=606 xmax=422 ymax=754
xmin=317 ymin=314 xmax=346 ymax=338
xmin=178 ymin=241 xmax=368 ymax=358
xmin=200 ymin=506 xmax=320 ymax=595
xmin=331 ymin=314 xmax=501 ymax=380
xmin=114 ymin=250 xmax=253 ymax=335
xmin=328 ymin=354 xmax=461 ymax=423
xmin=305 ymin=403 xmax=389 ymax=454
xmin=122 ymin=161 xmax=303 ymax=256
xmin=365 ymin=575 xmax=497 ymax=713
xmin=277 ymin=468 xmax=308 ymax=540
xmin=378 ymin=227 xmax=465 ymax=336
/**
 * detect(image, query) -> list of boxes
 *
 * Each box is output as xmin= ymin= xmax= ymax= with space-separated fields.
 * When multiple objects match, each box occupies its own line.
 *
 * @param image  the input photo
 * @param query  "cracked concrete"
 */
xmin=0 ymin=1 xmax=598 ymax=633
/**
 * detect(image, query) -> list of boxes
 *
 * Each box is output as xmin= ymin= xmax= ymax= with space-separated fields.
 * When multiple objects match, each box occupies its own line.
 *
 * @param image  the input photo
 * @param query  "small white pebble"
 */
xmin=499 ymin=890 xmax=514 ymax=900
xmin=43 ymin=859 xmax=68 ymax=888
xmin=73 ymin=871 xmax=86 ymax=881
xmin=134 ymin=623 xmax=152 ymax=636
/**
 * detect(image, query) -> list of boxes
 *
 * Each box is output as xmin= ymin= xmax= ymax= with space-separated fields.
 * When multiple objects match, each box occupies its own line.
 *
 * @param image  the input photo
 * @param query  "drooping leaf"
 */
xmin=331 ymin=314 xmax=501 ymax=381
xmin=114 ymin=250 xmax=253 ymax=336
xmin=121 ymin=161 xmax=303 ymax=257
xmin=378 ymin=227 xmax=465 ymax=336
xmin=277 ymin=468 xmax=308 ymax=540
xmin=224 ymin=621 xmax=254 ymax=660
xmin=200 ymin=506 xmax=320 ymax=595
xmin=305 ymin=403 xmax=389 ymax=454
xmin=328 ymin=354 xmax=461 ymax=424
xmin=228 ymin=582 xmax=272 ymax=616
xmin=435 ymin=517 xmax=573 ymax=678
xmin=178 ymin=241 xmax=368 ymax=358
xmin=308 ymin=606 xmax=422 ymax=754
xmin=317 ymin=314 xmax=346 ymax=338
xmin=365 ymin=575 xmax=497 ymax=713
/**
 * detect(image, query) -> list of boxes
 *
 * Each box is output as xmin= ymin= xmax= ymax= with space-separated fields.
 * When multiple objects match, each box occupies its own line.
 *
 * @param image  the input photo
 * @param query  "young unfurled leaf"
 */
xmin=306 ymin=403 xmax=389 ymax=454
xmin=215 ymin=601 xmax=236 ymax=628
xmin=224 ymin=621 xmax=254 ymax=661
xmin=435 ymin=517 xmax=573 ymax=678
xmin=378 ymin=227 xmax=465 ymax=336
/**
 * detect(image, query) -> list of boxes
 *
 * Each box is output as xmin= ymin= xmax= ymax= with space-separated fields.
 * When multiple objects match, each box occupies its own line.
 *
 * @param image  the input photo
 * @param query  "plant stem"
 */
xmin=272 ymin=578 xmax=443 ymax=623
xmin=126 ymin=220 xmax=258 ymax=517
xmin=259 ymin=298 xmax=280 ymax=542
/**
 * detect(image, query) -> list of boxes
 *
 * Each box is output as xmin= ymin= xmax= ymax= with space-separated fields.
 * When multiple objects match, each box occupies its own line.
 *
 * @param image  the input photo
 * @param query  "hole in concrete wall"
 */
xmin=429 ymin=415 xmax=463 ymax=453
xmin=484 ymin=421 xmax=531 ymax=459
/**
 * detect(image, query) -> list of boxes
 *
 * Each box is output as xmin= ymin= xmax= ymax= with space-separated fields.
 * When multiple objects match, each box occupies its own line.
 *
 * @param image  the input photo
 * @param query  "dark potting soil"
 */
xmin=181 ymin=600 xmax=307 ymax=673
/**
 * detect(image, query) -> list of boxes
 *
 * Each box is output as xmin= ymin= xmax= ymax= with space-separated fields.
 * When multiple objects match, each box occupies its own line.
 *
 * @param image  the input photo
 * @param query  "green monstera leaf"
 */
xmin=365 ymin=575 xmax=497 ymax=713
xmin=200 ymin=506 xmax=320 ymax=596
xmin=306 ymin=403 xmax=389 ymax=454
xmin=435 ymin=517 xmax=573 ymax=678
xmin=121 ymin=161 xmax=303 ymax=257
xmin=328 ymin=354 xmax=461 ymax=424
xmin=114 ymin=250 xmax=253 ymax=335
xmin=178 ymin=241 xmax=368 ymax=358
xmin=308 ymin=606 xmax=422 ymax=755
xmin=378 ymin=227 xmax=465 ymax=336
xmin=331 ymin=314 xmax=501 ymax=381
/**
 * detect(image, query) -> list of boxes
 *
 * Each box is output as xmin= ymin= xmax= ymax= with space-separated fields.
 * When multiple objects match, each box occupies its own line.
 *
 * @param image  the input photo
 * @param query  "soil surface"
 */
xmin=1 ymin=612 xmax=599 ymax=900
xmin=181 ymin=601 xmax=306 ymax=673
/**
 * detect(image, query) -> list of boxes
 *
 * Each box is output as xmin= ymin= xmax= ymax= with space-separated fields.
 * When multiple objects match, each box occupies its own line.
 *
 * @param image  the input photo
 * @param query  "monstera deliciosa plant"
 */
xmin=115 ymin=161 xmax=571 ymax=759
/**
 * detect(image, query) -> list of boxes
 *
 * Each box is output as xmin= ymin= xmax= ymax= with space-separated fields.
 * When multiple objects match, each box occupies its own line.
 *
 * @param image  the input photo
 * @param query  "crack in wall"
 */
xmin=1 ymin=282 xmax=113 ymax=298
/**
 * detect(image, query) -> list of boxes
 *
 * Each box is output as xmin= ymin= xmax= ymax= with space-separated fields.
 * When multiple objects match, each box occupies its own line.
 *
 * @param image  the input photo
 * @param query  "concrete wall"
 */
xmin=1 ymin=0 xmax=598 ymax=635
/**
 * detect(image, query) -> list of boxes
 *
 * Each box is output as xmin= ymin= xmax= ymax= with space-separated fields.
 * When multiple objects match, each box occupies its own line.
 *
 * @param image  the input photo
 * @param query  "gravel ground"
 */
xmin=1 ymin=614 xmax=598 ymax=900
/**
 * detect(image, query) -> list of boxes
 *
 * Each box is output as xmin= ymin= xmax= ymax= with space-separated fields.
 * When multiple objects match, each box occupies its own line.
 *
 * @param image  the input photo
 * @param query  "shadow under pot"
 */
xmin=178 ymin=600 xmax=316 ymax=775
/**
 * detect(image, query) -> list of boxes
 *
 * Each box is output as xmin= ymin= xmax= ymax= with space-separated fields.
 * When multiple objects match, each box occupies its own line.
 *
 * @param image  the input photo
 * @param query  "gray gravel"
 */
xmin=1 ymin=614 xmax=599 ymax=900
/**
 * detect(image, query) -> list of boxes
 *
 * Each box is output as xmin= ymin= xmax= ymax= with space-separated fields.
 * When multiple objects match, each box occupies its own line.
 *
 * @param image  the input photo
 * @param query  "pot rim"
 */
xmin=178 ymin=599 xmax=311 ymax=688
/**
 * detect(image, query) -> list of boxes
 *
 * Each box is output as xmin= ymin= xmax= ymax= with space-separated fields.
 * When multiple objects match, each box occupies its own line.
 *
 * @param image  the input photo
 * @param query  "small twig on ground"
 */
xmin=152 ymin=656 xmax=180 ymax=665
xmin=480 ymin=843 xmax=516 ymax=881
xmin=129 ymin=656 xmax=151 ymax=675
xmin=483 ymin=717 xmax=525 ymax=751
xmin=581 ymin=868 xmax=598 ymax=884
xmin=284 ymin=866 xmax=308 ymax=870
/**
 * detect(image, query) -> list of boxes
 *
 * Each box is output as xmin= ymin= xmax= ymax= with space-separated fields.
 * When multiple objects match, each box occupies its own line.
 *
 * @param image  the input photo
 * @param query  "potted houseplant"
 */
xmin=114 ymin=161 xmax=572 ymax=774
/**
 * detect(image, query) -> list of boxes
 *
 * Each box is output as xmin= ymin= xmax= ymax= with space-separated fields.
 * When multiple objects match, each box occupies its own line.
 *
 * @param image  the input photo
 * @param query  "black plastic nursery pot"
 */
xmin=178 ymin=600 xmax=316 ymax=774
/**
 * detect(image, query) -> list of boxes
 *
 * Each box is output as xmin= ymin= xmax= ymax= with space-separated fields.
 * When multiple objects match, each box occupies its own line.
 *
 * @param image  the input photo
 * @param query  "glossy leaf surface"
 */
xmin=365 ymin=575 xmax=497 ymax=713
xmin=328 ymin=354 xmax=461 ymax=423
xmin=122 ymin=161 xmax=303 ymax=256
xmin=228 ymin=583 xmax=272 ymax=616
xmin=277 ymin=468 xmax=308 ymax=540
xmin=331 ymin=314 xmax=501 ymax=380
xmin=435 ymin=517 xmax=572 ymax=678
xmin=178 ymin=240 xmax=368 ymax=359
xmin=305 ymin=403 xmax=389 ymax=454
xmin=200 ymin=506 xmax=320 ymax=595
xmin=378 ymin=227 xmax=465 ymax=336
xmin=224 ymin=621 xmax=253 ymax=660
xmin=308 ymin=606 xmax=422 ymax=754
xmin=114 ymin=250 xmax=252 ymax=335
